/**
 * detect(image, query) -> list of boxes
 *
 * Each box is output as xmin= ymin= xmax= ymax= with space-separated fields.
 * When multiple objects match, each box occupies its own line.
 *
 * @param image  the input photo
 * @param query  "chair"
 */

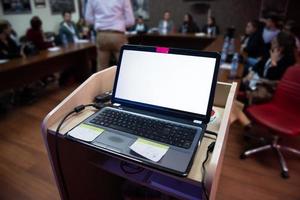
xmin=240 ymin=64 xmax=300 ymax=178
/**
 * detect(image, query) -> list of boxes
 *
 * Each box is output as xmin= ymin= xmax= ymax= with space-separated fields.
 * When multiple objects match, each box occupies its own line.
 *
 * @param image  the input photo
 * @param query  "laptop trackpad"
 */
xmin=93 ymin=131 xmax=133 ymax=153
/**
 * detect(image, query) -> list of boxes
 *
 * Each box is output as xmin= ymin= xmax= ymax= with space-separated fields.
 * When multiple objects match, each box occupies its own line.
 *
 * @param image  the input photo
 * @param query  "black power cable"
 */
xmin=55 ymin=103 xmax=102 ymax=199
xmin=205 ymin=130 xmax=218 ymax=137
xmin=202 ymin=141 xmax=215 ymax=200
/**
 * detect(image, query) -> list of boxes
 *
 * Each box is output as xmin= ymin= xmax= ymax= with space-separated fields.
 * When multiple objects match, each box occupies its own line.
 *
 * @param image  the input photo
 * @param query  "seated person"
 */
xmin=242 ymin=32 xmax=296 ymax=94
xmin=178 ymin=13 xmax=199 ymax=34
xmin=76 ymin=18 xmax=92 ymax=40
xmin=283 ymin=20 xmax=300 ymax=53
xmin=240 ymin=20 xmax=264 ymax=75
xmin=3 ymin=20 xmax=19 ymax=45
xmin=261 ymin=14 xmax=281 ymax=57
xmin=59 ymin=10 xmax=80 ymax=45
xmin=236 ymin=32 xmax=296 ymax=129
xmin=26 ymin=16 xmax=53 ymax=50
xmin=0 ymin=21 xmax=24 ymax=60
xmin=202 ymin=16 xmax=219 ymax=36
xmin=131 ymin=16 xmax=148 ymax=34
xmin=158 ymin=11 xmax=174 ymax=35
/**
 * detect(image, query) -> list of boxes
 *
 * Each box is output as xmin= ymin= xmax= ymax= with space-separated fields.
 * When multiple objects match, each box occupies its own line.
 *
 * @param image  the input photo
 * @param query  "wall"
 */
xmin=146 ymin=0 xmax=262 ymax=35
xmin=0 ymin=0 xmax=80 ymax=37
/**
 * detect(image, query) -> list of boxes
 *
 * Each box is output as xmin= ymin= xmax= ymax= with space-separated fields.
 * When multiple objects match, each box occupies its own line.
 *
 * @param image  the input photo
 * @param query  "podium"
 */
xmin=42 ymin=66 xmax=237 ymax=200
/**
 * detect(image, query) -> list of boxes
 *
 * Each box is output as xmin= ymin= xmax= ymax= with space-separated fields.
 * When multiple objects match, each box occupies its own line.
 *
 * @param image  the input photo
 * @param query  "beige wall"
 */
xmin=0 ymin=0 xmax=80 ymax=38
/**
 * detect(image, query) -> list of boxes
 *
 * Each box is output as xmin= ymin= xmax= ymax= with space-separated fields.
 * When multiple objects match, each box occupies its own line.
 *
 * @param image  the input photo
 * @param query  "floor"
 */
xmin=0 ymin=84 xmax=299 ymax=200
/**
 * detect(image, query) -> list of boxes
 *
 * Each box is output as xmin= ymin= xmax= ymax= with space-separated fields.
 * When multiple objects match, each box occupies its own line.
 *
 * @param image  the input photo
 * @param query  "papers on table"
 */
xmin=220 ymin=63 xmax=232 ymax=70
xmin=48 ymin=47 xmax=61 ymax=52
xmin=0 ymin=59 xmax=9 ymax=64
xmin=130 ymin=138 xmax=169 ymax=162
xmin=195 ymin=32 xmax=206 ymax=37
xmin=68 ymin=124 xmax=104 ymax=142
xmin=76 ymin=39 xmax=89 ymax=44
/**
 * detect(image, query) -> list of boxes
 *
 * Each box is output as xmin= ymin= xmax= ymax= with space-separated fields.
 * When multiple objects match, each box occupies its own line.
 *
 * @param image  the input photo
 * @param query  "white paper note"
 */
xmin=48 ymin=47 xmax=61 ymax=52
xmin=220 ymin=63 xmax=232 ymax=70
xmin=130 ymin=138 xmax=169 ymax=162
xmin=68 ymin=124 xmax=104 ymax=142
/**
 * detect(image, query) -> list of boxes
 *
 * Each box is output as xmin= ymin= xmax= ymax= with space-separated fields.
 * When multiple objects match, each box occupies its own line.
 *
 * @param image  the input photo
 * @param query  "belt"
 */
xmin=97 ymin=30 xmax=124 ymax=34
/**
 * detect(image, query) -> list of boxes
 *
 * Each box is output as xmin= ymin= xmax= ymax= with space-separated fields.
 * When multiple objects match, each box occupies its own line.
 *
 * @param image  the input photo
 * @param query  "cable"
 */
xmin=202 ymin=141 xmax=215 ymax=200
xmin=55 ymin=103 xmax=102 ymax=199
xmin=205 ymin=130 xmax=218 ymax=137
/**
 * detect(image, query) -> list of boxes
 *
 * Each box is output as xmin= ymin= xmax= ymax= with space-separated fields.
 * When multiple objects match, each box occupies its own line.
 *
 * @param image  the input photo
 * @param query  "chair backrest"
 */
xmin=273 ymin=64 xmax=300 ymax=113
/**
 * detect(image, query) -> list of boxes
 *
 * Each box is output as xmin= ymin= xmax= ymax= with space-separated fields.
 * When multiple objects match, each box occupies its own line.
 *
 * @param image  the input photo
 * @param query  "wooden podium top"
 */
xmin=42 ymin=66 xmax=236 ymax=199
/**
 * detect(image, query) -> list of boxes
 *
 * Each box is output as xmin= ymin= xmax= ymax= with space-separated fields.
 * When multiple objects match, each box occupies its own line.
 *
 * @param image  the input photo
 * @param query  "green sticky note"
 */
xmin=137 ymin=138 xmax=169 ymax=150
xmin=68 ymin=123 xmax=104 ymax=142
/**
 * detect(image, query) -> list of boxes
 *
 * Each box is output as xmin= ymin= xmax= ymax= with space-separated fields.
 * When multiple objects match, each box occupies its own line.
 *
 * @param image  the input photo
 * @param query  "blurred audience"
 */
xmin=178 ymin=13 xmax=199 ymax=34
xmin=131 ymin=16 xmax=148 ymax=34
xmin=76 ymin=18 xmax=92 ymax=40
xmin=5 ymin=21 xmax=19 ymax=45
xmin=26 ymin=16 xmax=53 ymax=50
xmin=0 ymin=21 xmax=24 ymax=60
xmin=241 ymin=32 xmax=296 ymax=102
xmin=59 ymin=10 xmax=80 ymax=45
xmin=261 ymin=15 xmax=281 ymax=57
xmin=202 ymin=16 xmax=219 ymax=36
xmin=240 ymin=20 xmax=264 ymax=75
xmin=158 ymin=11 xmax=174 ymax=35
xmin=283 ymin=20 xmax=300 ymax=52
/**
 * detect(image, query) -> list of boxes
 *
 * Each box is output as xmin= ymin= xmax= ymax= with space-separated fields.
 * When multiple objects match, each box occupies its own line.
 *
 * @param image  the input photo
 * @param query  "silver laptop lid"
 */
xmin=112 ymin=45 xmax=220 ymax=123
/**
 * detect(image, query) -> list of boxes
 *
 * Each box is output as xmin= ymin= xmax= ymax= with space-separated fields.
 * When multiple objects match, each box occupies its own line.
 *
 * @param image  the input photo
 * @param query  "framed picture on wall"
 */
xmin=131 ymin=0 xmax=150 ymax=20
xmin=34 ymin=0 xmax=46 ymax=8
xmin=49 ymin=0 xmax=75 ymax=14
xmin=1 ymin=0 xmax=32 ymax=14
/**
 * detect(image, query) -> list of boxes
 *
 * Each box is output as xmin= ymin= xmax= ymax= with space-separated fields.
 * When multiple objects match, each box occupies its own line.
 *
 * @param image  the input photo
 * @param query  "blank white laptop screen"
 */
xmin=115 ymin=50 xmax=216 ymax=116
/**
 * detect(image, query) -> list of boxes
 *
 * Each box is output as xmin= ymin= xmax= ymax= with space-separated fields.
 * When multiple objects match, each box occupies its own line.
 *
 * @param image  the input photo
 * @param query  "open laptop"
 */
xmin=69 ymin=45 xmax=220 ymax=176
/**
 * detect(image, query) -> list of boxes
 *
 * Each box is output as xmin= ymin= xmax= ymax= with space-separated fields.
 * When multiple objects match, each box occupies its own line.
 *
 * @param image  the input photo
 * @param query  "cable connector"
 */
xmin=74 ymin=105 xmax=85 ymax=113
xmin=208 ymin=141 xmax=215 ymax=153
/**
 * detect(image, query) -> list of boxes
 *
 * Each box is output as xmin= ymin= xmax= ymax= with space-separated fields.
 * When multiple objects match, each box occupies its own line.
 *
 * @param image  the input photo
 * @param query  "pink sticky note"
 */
xmin=156 ymin=47 xmax=169 ymax=53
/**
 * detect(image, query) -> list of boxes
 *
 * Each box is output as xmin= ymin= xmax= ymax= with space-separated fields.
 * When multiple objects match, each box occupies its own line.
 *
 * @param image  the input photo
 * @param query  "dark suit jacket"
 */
xmin=252 ymin=56 xmax=295 ymax=80
xmin=244 ymin=31 xmax=264 ymax=58
xmin=158 ymin=20 xmax=174 ymax=34
xmin=0 ymin=37 xmax=21 ymax=60
xmin=59 ymin=21 xmax=80 ymax=44
xmin=178 ymin=22 xmax=199 ymax=33
xmin=132 ymin=23 xmax=148 ymax=33
xmin=202 ymin=24 xmax=219 ymax=35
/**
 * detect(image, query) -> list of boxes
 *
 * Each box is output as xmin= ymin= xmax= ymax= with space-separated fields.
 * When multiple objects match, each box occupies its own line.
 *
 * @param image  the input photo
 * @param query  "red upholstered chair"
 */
xmin=240 ymin=64 xmax=300 ymax=178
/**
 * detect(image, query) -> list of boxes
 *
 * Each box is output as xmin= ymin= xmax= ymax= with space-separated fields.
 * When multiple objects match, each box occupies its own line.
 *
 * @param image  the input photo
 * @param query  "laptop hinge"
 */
xmin=193 ymin=120 xmax=203 ymax=125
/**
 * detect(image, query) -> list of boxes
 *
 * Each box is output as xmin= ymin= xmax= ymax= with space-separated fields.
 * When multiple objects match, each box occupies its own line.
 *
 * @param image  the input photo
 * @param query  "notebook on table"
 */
xmin=68 ymin=45 xmax=220 ymax=176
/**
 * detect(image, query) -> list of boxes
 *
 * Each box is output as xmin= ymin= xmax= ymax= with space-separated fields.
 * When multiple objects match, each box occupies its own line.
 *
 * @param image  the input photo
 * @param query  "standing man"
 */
xmin=85 ymin=0 xmax=135 ymax=71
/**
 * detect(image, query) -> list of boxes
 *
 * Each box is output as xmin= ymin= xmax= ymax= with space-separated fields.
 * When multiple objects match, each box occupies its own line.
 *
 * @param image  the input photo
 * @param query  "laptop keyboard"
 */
xmin=89 ymin=109 xmax=197 ymax=149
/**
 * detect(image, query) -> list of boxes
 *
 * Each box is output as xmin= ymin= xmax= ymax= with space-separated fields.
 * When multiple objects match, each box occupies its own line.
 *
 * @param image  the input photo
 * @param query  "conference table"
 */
xmin=0 ymin=42 xmax=97 ymax=92
xmin=128 ymin=33 xmax=216 ymax=51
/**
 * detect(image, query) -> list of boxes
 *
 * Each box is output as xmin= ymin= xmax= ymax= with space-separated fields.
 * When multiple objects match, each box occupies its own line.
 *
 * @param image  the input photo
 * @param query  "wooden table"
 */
xmin=128 ymin=33 xmax=216 ymax=51
xmin=0 ymin=43 xmax=97 ymax=92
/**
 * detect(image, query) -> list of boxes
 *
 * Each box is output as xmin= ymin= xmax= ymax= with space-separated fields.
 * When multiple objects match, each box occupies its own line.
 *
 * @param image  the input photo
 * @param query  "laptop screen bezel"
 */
xmin=111 ymin=45 xmax=220 ymax=124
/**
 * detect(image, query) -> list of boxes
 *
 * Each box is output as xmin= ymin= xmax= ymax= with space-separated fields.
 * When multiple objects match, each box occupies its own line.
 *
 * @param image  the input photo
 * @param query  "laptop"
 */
xmin=69 ymin=45 xmax=220 ymax=176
